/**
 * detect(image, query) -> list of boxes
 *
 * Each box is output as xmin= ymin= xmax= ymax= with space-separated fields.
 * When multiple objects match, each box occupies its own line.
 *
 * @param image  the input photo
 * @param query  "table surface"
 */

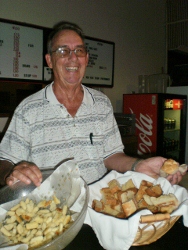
xmin=65 ymin=217 xmax=188 ymax=250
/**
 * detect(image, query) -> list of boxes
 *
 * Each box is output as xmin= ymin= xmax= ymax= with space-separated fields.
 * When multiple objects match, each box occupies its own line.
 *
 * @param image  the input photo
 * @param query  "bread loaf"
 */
xmin=160 ymin=158 xmax=187 ymax=177
xmin=143 ymin=193 xmax=179 ymax=214
xmin=92 ymin=199 xmax=104 ymax=212
xmin=121 ymin=179 xmax=136 ymax=191
xmin=121 ymin=198 xmax=138 ymax=217
xmin=108 ymin=179 xmax=121 ymax=194
xmin=145 ymin=184 xmax=163 ymax=197
xmin=160 ymin=159 xmax=179 ymax=177
xmin=179 ymin=164 xmax=188 ymax=174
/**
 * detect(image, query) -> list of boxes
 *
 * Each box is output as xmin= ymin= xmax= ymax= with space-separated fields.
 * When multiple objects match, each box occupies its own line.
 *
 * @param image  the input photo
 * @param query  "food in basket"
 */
xmin=160 ymin=158 xmax=187 ymax=177
xmin=0 ymin=195 xmax=72 ymax=248
xmin=92 ymin=179 xmax=179 ymax=219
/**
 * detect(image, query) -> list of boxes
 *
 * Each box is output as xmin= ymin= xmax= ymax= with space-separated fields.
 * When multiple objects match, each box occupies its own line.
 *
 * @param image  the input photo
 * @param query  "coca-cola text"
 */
xmin=129 ymin=108 xmax=153 ymax=155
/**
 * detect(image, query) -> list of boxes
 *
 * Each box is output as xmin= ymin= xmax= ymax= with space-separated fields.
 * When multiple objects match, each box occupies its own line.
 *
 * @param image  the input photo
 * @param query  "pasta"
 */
xmin=0 ymin=195 xmax=72 ymax=248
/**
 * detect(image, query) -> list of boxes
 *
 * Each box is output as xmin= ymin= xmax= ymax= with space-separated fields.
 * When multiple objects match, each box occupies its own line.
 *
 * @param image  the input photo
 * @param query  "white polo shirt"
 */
xmin=0 ymin=83 xmax=124 ymax=183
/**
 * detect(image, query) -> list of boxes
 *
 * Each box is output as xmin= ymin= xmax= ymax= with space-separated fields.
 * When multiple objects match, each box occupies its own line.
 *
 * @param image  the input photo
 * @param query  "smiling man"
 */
xmin=45 ymin=26 xmax=89 ymax=117
xmin=0 ymin=21 xmax=184 ymax=187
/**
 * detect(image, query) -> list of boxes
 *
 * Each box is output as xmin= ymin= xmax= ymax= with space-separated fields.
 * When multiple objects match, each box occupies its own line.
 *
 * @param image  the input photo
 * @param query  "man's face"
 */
xmin=45 ymin=30 xmax=89 ymax=86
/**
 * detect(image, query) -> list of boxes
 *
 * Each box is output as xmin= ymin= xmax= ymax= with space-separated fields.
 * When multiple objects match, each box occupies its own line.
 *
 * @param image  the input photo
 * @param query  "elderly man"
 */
xmin=0 ymin=21 xmax=183 ymax=186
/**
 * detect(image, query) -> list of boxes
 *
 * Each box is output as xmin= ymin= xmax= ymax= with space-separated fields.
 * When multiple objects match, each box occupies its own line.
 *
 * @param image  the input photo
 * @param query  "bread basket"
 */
xmin=132 ymin=214 xmax=180 ymax=245
xmin=86 ymin=170 xmax=188 ymax=250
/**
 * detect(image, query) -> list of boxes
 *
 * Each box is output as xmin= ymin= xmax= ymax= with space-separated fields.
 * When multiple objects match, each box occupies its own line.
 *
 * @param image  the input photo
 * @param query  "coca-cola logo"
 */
xmin=129 ymin=108 xmax=153 ymax=155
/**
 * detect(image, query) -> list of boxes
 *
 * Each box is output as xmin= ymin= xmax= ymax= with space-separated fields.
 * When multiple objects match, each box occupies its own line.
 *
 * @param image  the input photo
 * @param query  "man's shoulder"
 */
xmin=15 ymin=86 xmax=47 ymax=112
xmin=21 ymin=85 xmax=48 ymax=103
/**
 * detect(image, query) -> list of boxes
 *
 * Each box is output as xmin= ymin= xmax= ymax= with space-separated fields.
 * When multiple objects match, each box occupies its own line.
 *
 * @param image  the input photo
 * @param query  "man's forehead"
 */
xmin=55 ymin=29 xmax=82 ymax=39
xmin=52 ymin=30 xmax=84 ymax=45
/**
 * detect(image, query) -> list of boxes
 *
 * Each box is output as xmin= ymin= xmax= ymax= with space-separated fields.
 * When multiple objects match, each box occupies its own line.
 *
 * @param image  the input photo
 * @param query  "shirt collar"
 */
xmin=82 ymin=85 xmax=95 ymax=106
xmin=45 ymin=82 xmax=59 ymax=104
xmin=45 ymin=82 xmax=95 ymax=106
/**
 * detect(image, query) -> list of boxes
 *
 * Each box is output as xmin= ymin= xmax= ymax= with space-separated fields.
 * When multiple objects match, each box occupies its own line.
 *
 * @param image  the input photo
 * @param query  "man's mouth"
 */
xmin=66 ymin=66 xmax=78 ymax=72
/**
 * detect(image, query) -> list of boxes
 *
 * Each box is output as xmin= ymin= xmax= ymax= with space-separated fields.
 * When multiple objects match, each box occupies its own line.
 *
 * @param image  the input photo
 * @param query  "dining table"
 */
xmin=64 ymin=216 xmax=188 ymax=250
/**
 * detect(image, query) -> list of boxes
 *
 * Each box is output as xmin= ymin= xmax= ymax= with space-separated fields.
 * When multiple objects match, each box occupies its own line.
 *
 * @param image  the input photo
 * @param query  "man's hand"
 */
xmin=6 ymin=161 xmax=42 ymax=187
xmin=136 ymin=156 xmax=184 ymax=184
xmin=166 ymin=171 xmax=185 ymax=185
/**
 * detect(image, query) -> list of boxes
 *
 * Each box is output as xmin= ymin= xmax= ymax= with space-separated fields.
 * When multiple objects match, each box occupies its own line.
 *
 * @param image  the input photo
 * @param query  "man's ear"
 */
xmin=45 ymin=54 xmax=53 ymax=69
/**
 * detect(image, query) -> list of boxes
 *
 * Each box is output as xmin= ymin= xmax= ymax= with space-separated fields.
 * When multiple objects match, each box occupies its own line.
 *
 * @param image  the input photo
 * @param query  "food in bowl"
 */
xmin=0 ymin=162 xmax=89 ymax=250
xmin=0 ymin=195 xmax=72 ymax=248
xmin=92 ymin=178 xmax=179 ymax=218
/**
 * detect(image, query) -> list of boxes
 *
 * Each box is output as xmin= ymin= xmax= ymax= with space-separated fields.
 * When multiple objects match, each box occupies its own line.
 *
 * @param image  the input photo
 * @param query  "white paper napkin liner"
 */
xmin=85 ymin=170 xmax=188 ymax=250
xmin=1 ymin=159 xmax=82 ymax=211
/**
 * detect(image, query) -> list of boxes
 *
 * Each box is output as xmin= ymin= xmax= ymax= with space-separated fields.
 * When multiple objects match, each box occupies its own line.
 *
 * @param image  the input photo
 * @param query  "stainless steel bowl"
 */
xmin=0 ymin=170 xmax=89 ymax=249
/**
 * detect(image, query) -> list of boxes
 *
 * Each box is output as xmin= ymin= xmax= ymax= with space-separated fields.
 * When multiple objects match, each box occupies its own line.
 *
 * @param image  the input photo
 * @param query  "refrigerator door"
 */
xmin=123 ymin=94 xmax=158 ymax=156
xmin=123 ymin=93 xmax=187 ymax=163
xmin=163 ymin=96 xmax=185 ymax=162
xmin=167 ymin=87 xmax=188 ymax=163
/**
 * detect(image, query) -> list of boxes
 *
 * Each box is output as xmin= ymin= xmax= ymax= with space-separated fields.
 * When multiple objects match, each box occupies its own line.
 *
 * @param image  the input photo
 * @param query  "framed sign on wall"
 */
xmin=0 ymin=18 xmax=44 ymax=82
xmin=83 ymin=37 xmax=115 ymax=87
xmin=0 ymin=18 xmax=115 ymax=87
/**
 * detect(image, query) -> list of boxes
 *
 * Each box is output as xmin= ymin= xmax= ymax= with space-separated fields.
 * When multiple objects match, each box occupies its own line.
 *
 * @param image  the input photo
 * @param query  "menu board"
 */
xmin=83 ymin=37 xmax=114 ymax=87
xmin=0 ymin=20 xmax=43 ymax=80
xmin=0 ymin=19 xmax=115 ymax=87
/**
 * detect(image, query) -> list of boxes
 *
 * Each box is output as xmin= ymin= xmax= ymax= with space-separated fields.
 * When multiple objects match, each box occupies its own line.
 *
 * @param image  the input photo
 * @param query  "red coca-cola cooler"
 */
xmin=123 ymin=93 xmax=187 ymax=163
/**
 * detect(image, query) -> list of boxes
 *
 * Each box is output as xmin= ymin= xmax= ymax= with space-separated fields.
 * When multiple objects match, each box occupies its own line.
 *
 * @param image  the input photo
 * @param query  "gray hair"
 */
xmin=47 ymin=21 xmax=85 ymax=54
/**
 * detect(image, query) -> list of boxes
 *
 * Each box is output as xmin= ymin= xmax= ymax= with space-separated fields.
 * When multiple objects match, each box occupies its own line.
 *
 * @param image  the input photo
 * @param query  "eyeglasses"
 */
xmin=51 ymin=46 xmax=87 ymax=58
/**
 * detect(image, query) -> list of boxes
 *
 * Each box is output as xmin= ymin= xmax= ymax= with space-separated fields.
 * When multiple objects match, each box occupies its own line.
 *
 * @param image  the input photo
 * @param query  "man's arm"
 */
xmin=104 ymin=153 xmax=183 ymax=184
xmin=0 ymin=160 xmax=15 ymax=186
xmin=104 ymin=152 xmax=137 ymax=172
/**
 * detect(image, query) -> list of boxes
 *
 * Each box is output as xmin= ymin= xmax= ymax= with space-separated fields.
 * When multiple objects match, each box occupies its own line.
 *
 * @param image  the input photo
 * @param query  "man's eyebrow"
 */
xmin=56 ymin=45 xmax=85 ymax=48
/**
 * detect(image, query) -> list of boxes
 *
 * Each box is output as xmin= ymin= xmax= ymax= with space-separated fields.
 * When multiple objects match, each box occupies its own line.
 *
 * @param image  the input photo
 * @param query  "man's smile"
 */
xmin=66 ymin=66 xmax=78 ymax=71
